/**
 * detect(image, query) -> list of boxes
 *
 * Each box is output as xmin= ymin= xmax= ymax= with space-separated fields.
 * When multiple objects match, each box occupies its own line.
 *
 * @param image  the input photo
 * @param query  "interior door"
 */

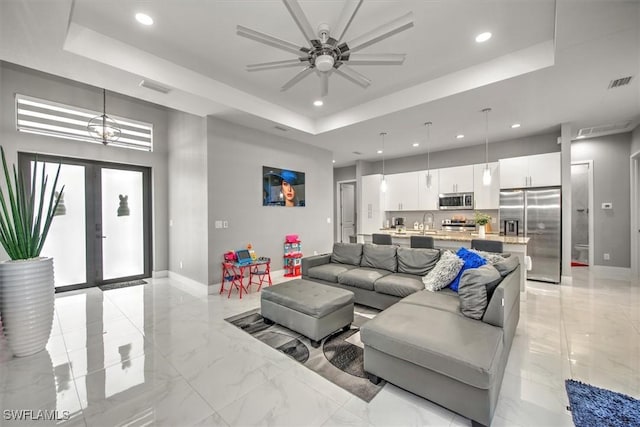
xmin=340 ymin=182 xmax=356 ymax=243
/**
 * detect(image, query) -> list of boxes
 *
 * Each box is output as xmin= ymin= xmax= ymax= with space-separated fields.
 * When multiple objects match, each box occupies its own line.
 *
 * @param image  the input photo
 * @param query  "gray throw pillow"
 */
xmin=469 ymin=249 xmax=506 ymax=265
xmin=422 ymin=250 xmax=464 ymax=291
xmin=397 ymin=247 xmax=440 ymax=276
xmin=458 ymin=265 xmax=503 ymax=320
xmin=331 ymin=243 xmax=363 ymax=266
xmin=493 ymin=255 xmax=520 ymax=277
xmin=361 ymin=244 xmax=398 ymax=272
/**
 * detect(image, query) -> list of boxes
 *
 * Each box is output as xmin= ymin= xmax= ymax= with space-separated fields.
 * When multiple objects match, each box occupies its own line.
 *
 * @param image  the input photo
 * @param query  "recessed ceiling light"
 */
xmin=456 ymin=134 xmax=465 ymax=139
xmin=332 ymin=160 xmax=336 ymax=163
xmin=412 ymin=142 xmax=419 ymax=147
xmin=511 ymin=123 xmax=521 ymax=129
xmin=377 ymin=150 xmax=383 ymax=154
xmin=475 ymin=32 xmax=492 ymax=43
xmin=135 ymin=13 xmax=154 ymax=26
xmin=313 ymin=100 xmax=323 ymax=107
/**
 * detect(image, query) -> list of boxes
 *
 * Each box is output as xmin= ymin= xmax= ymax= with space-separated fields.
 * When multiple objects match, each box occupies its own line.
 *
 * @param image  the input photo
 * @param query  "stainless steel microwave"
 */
xmin=438 ymin=193 xmax=474 ymax=210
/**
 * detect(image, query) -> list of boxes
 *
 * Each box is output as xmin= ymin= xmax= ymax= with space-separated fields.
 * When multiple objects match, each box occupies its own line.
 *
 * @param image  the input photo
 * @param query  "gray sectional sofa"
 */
xmin=301 ymin=242 xmax=521 ymax=427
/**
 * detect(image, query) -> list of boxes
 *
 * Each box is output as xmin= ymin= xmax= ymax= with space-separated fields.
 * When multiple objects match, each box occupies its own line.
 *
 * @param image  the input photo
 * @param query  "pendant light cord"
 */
xmin=482 ymin=108 xmax=491 ymax=168
xmin=380 ymin=132 xmax=387 ymax=176
xmin=424 ymin=122 xmax=432 ymax=172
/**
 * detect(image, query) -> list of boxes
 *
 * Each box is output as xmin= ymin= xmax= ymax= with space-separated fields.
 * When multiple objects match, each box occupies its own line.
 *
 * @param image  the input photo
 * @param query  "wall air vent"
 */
xmin=274 ymin=125 xmax=289 ymax=132
xmin=139 ymin=79 xmax=172 ymax=94
xmin=608 ymin=76 xmax=633 ymax=89
xmin=577 ymin=121 xmax=632 ymax=138
xmin=352 ymin=151 xmax=363 ymax=155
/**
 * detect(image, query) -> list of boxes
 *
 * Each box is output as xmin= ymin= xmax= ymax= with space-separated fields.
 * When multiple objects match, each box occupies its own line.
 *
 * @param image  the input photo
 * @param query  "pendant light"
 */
xmin=380 ymin=132 xmax=387 ymax=193
xmin=481 ymin=108 xmax=492 ymax=186
xmin=424 ymin=121 xmax=433 ymax=188
xmin=87 ymin=88 xmax=121 ymax=145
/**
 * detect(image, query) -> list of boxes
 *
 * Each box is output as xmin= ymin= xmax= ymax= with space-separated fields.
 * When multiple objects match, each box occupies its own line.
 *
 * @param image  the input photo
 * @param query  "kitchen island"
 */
xmin=357 ymin=230 xmax=529 ymax=291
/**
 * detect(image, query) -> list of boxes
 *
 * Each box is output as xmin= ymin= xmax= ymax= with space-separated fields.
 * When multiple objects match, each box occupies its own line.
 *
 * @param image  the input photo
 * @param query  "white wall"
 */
xmin=206 ymin=117 xmax=334 ymax=283
xmin=632 ymin=125 xmax=640 ymax=155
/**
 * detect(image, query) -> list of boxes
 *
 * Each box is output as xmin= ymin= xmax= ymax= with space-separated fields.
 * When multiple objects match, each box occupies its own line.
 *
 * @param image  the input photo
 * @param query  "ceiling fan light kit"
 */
xmin=238 ymin=0 xmax=414 ymax=97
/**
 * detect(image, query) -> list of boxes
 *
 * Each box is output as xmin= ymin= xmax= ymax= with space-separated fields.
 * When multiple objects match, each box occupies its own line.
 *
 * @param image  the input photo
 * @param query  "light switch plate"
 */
xmin=215 ymin=220 xmax=222 ymax=229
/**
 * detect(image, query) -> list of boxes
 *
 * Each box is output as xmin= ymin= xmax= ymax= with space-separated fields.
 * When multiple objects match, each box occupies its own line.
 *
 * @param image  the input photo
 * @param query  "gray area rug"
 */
xmin=225 ymin=305 xmax=384 ymax=402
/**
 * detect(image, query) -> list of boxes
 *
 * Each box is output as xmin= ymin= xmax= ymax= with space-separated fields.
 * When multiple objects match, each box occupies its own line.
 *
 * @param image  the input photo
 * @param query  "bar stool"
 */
xmin=249 ymin=258 xmax=272 ymax=291
xmin=372 ymin=234 xmax=393 ymax=245
xmin=410 ymin=235 xmax=435 ymax=249
xmin=471 ymin=239 xmax=504 ymax=253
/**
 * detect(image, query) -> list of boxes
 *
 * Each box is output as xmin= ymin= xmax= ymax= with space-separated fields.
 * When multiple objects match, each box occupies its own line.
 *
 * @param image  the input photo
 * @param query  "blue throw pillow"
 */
xmin=449 ymin=247 xmax=487 ymax=292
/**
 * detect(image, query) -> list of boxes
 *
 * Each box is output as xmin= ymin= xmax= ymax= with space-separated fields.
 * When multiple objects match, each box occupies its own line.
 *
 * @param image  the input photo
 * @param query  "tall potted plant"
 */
xmin=0 ymin=147 xmax=63 ymax=357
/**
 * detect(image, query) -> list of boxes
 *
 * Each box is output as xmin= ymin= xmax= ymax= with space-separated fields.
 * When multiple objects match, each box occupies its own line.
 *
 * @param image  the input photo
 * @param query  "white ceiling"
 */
xmin=1 ymin=0 xmax=639 ymax=167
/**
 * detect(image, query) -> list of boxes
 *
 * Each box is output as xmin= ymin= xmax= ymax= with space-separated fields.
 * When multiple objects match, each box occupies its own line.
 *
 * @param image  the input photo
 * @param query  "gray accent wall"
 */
xmin=168 ymin=111 xmax=208 ymax=284
xmin=0 ymin=62 xmax=169 ymax=272
xmin=206 ymin=117 xmax=334 ymax=283
xmin=572 ymin=132 xmax=631 ymax=268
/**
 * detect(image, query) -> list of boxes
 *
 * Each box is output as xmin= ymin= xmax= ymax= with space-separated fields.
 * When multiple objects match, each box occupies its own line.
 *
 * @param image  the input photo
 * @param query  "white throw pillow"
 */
xmin=422 ymin=250 xmax=464 ymax=291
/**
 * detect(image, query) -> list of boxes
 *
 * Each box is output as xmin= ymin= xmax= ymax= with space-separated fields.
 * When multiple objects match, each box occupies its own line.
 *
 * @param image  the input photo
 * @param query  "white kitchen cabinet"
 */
xmin=438 ymin=165 xmax=474 ymax=194
xmin=473 ymin=162 xmax=500 ymax=209
xmin=418 ymin=169 xmax=440 ymax=210
xmin=499 ymin=152 xmax=561 ymax=189
xmin=384 ymin=171 xmax=419 ymax=211
xmin=360 ymin=174 xmax=383 ymax=234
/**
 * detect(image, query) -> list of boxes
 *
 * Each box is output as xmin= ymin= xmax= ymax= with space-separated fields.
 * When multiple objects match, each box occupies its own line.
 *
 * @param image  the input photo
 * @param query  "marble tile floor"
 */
xmin=0 ymin=268 xmax=638 ymax=426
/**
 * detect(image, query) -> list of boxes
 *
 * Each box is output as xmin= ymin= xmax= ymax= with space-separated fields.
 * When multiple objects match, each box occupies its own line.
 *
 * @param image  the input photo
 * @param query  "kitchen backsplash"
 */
xmin=384 ymin=209 xmax=499 ymax=230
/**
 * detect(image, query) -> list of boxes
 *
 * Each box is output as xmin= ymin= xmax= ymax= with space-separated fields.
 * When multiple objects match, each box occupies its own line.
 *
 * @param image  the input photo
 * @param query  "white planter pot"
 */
xmin=0 ymin=257 xmax=55 ymax=357
xmin=478 ymin=225 xmax=486 ymax=238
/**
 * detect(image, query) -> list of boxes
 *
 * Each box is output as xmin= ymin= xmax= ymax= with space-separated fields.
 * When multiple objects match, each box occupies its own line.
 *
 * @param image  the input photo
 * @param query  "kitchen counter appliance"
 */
xmin=439 ymin=193 xmax=474 ymax=210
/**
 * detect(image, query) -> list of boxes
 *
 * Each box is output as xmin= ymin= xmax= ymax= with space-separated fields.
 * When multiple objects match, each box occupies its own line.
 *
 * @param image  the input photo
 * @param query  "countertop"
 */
xmin=360 ymin=229 xmax=529 ymax=245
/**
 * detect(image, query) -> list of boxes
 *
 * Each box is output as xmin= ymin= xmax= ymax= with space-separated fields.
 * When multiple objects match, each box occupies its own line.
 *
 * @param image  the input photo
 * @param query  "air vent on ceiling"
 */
xmin=139 ymin=79 xmax=172 ymax=94
xmin=577 ymin=121 xmax=632 ymax=138
xmin=608 ymin=76 xmax=633 ymax=89
xmin=274 ymin=125 xmax=289 ymax=132
xmin=352 ymin=151 xmax=363 ymax=155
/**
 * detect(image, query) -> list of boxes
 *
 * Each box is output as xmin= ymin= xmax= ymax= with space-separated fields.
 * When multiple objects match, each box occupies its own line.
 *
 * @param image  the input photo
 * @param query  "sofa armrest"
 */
xmin=482 ymin=264 xmax=521 ymax=329
xmin=301 ymin=254 xmax=331 ymax=276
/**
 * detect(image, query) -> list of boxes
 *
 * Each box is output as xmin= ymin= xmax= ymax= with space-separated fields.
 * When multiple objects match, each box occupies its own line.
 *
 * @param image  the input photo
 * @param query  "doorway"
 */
xmin=338 ymin=181 xmax=356 ymax=243
xmin=19 ymin=153 xmax=152 ymax=292
xmin=570 ymin=161 xmax=593 ymax=267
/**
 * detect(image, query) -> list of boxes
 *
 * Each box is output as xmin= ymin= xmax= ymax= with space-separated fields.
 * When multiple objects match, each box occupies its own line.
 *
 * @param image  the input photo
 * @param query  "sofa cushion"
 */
xmin=361 ymin=244 xmax=397 ymax=272
xmin=398 ymin=289 xmax=461 ymax=316
xmin=360 ymin=302 xmax=504 ymax=389
xmin=493 ymin=255 xmax=520 ymax=277
xmin=373 ymin=273 xmax=424 ymax=298
xmin=331 ymin=242 xmax=363 ymax=266
xmin=422 ymin=250 xmax=464 ymax=291
xmin=338 ymin=267 xmax=391 ymax=291
xmin=397 ymin=247 xmax=440 ymax=276
xmin=458 ymin=265 xmax=503 ymax=320
xmin=469 ymin=249 xmax=506 ymax=265
xmin=448 ymin=248 xmax=487 ymax=292
xmin=307 ymin=263 xmax=358 ymax=283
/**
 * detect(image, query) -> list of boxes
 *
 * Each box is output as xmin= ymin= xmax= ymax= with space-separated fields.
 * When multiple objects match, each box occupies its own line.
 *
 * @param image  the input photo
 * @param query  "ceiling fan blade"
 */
xmin=237 ymin=25 xmax=306 ymax=56
xmin=320 ymin=72 xmax=329 ymax=97
xmin=281 ymin=66 xmax=314 ymax=91
xmin=247 ymin=58 xmax=308 ymax=71
xmin=332 ymin=0 xmax=363 ymax=42
xmin=346 ymin=53 xmax=406 ymax=65
xmin=282 ymin=0 xmax=317 ymax=43
xmin=341 ymin=12 xmax=413 ymax=54
xmin=334 ymin=64 xmax=371 ymax=88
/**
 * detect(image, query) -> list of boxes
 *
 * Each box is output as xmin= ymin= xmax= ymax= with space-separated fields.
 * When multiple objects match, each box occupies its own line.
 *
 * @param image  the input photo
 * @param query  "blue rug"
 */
xmin=565 ymin=379 xmax=640 ymax=427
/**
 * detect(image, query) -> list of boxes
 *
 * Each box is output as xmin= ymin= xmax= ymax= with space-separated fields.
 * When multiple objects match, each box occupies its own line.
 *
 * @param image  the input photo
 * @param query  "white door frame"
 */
xmin=631 ymin=151 xmax=640 ymax=280
xmin=571 ymin=160 xmax=595 ymax=268
xmin=336 ymin=179 xmax=357 ymax=243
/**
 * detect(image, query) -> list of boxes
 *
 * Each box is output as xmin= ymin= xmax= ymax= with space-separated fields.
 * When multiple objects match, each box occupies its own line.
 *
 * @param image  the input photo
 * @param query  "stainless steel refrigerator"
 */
xmin=499 ymin=187 xmax=561 ymax=283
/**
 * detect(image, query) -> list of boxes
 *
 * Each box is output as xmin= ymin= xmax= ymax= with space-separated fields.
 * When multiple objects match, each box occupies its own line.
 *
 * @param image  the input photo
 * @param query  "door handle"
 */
xmin=97 ymin=235 xmax=107 ymax=239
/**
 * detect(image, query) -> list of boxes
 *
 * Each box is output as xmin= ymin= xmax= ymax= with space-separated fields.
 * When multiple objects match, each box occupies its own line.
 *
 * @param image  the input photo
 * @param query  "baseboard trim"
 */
xmin=152 ymin=270 xmax=169 ymax=278
xmin=561 ymin=275 xmax=573 ymax=285
xmin=168 ymin=271 xmax=209 ymax=297
xmin=591 ymin=266 xmax=631 ymax=280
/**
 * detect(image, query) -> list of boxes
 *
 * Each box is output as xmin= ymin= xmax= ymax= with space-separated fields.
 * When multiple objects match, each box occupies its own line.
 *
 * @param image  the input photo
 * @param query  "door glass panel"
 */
xmin=101 ymin=169 xmax=144 ymax=280
xmin=35 ymin=162 xmax=87 ymax=288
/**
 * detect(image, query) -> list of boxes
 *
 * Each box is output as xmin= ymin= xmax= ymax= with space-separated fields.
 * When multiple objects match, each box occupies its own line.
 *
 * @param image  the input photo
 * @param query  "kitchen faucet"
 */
xmin=422 ymin=212 xmax=435 ymax=234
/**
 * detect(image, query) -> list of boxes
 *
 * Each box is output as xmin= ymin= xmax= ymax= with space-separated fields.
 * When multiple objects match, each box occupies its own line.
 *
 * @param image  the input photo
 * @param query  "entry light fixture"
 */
xmin=481 ymin=107 xmax=492 ymax=186
xmin=380 ymin=132 xmax=387 ymax=193
xmin=424 ymin=122 xmax=433 ymax=188
xmin=87 ymin=88 xmax=121 ymax=145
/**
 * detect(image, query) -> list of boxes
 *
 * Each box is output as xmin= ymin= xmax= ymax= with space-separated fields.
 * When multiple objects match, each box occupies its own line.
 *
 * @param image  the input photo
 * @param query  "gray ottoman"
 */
xmin=261 ymin=279 xmax=354 ymax=347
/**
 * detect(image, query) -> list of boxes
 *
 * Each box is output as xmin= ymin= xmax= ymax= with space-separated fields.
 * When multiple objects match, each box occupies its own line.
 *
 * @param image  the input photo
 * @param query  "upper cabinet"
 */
xmin=384 ymin=171 xmax=419 ymax=211
xmin=418 ymin=169 xmax=440 ymax=210
xmin=499 ymin=152 xmax=561 ymax=189
xmin=473 ymin=162 xmax=500 ymax=209
xmin=438 ymin=165 xmax=474 ymax=194
xmin=360 ymin=174 xmax=383 ymax=234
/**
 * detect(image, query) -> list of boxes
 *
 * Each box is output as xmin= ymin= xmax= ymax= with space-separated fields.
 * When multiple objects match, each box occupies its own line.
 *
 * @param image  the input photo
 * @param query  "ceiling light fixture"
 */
xmin=380 ymin=132 xmax=388 ymax=192
xmin=135 ymin=13 xmax=154 ymax=26
xmin=377 ymin=149 xmax=383 ymax=154
xmin=456 ymin=134 xmax=465 ymax=139
xmin=424 ymin=122 xmax=433 ymax=188
xmin=481 ymin=107 xmax=492 ymax=186
xmin=412 ymin=142 xmax=419 ymax=147
xmin=313 ymin=99 xmax=324 ymax=107
xmin=475 ymin=32 xmax=492 ymax=43
xmin=87 ymin=88 xmax=121 ymax=145
xmin=511 ymin=123 xmax=521 ymax=129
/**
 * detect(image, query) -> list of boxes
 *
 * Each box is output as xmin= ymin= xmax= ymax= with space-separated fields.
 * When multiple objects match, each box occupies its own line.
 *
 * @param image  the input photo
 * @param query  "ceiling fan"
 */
xmin=237 ymin=0 xmax=414 ymax=97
